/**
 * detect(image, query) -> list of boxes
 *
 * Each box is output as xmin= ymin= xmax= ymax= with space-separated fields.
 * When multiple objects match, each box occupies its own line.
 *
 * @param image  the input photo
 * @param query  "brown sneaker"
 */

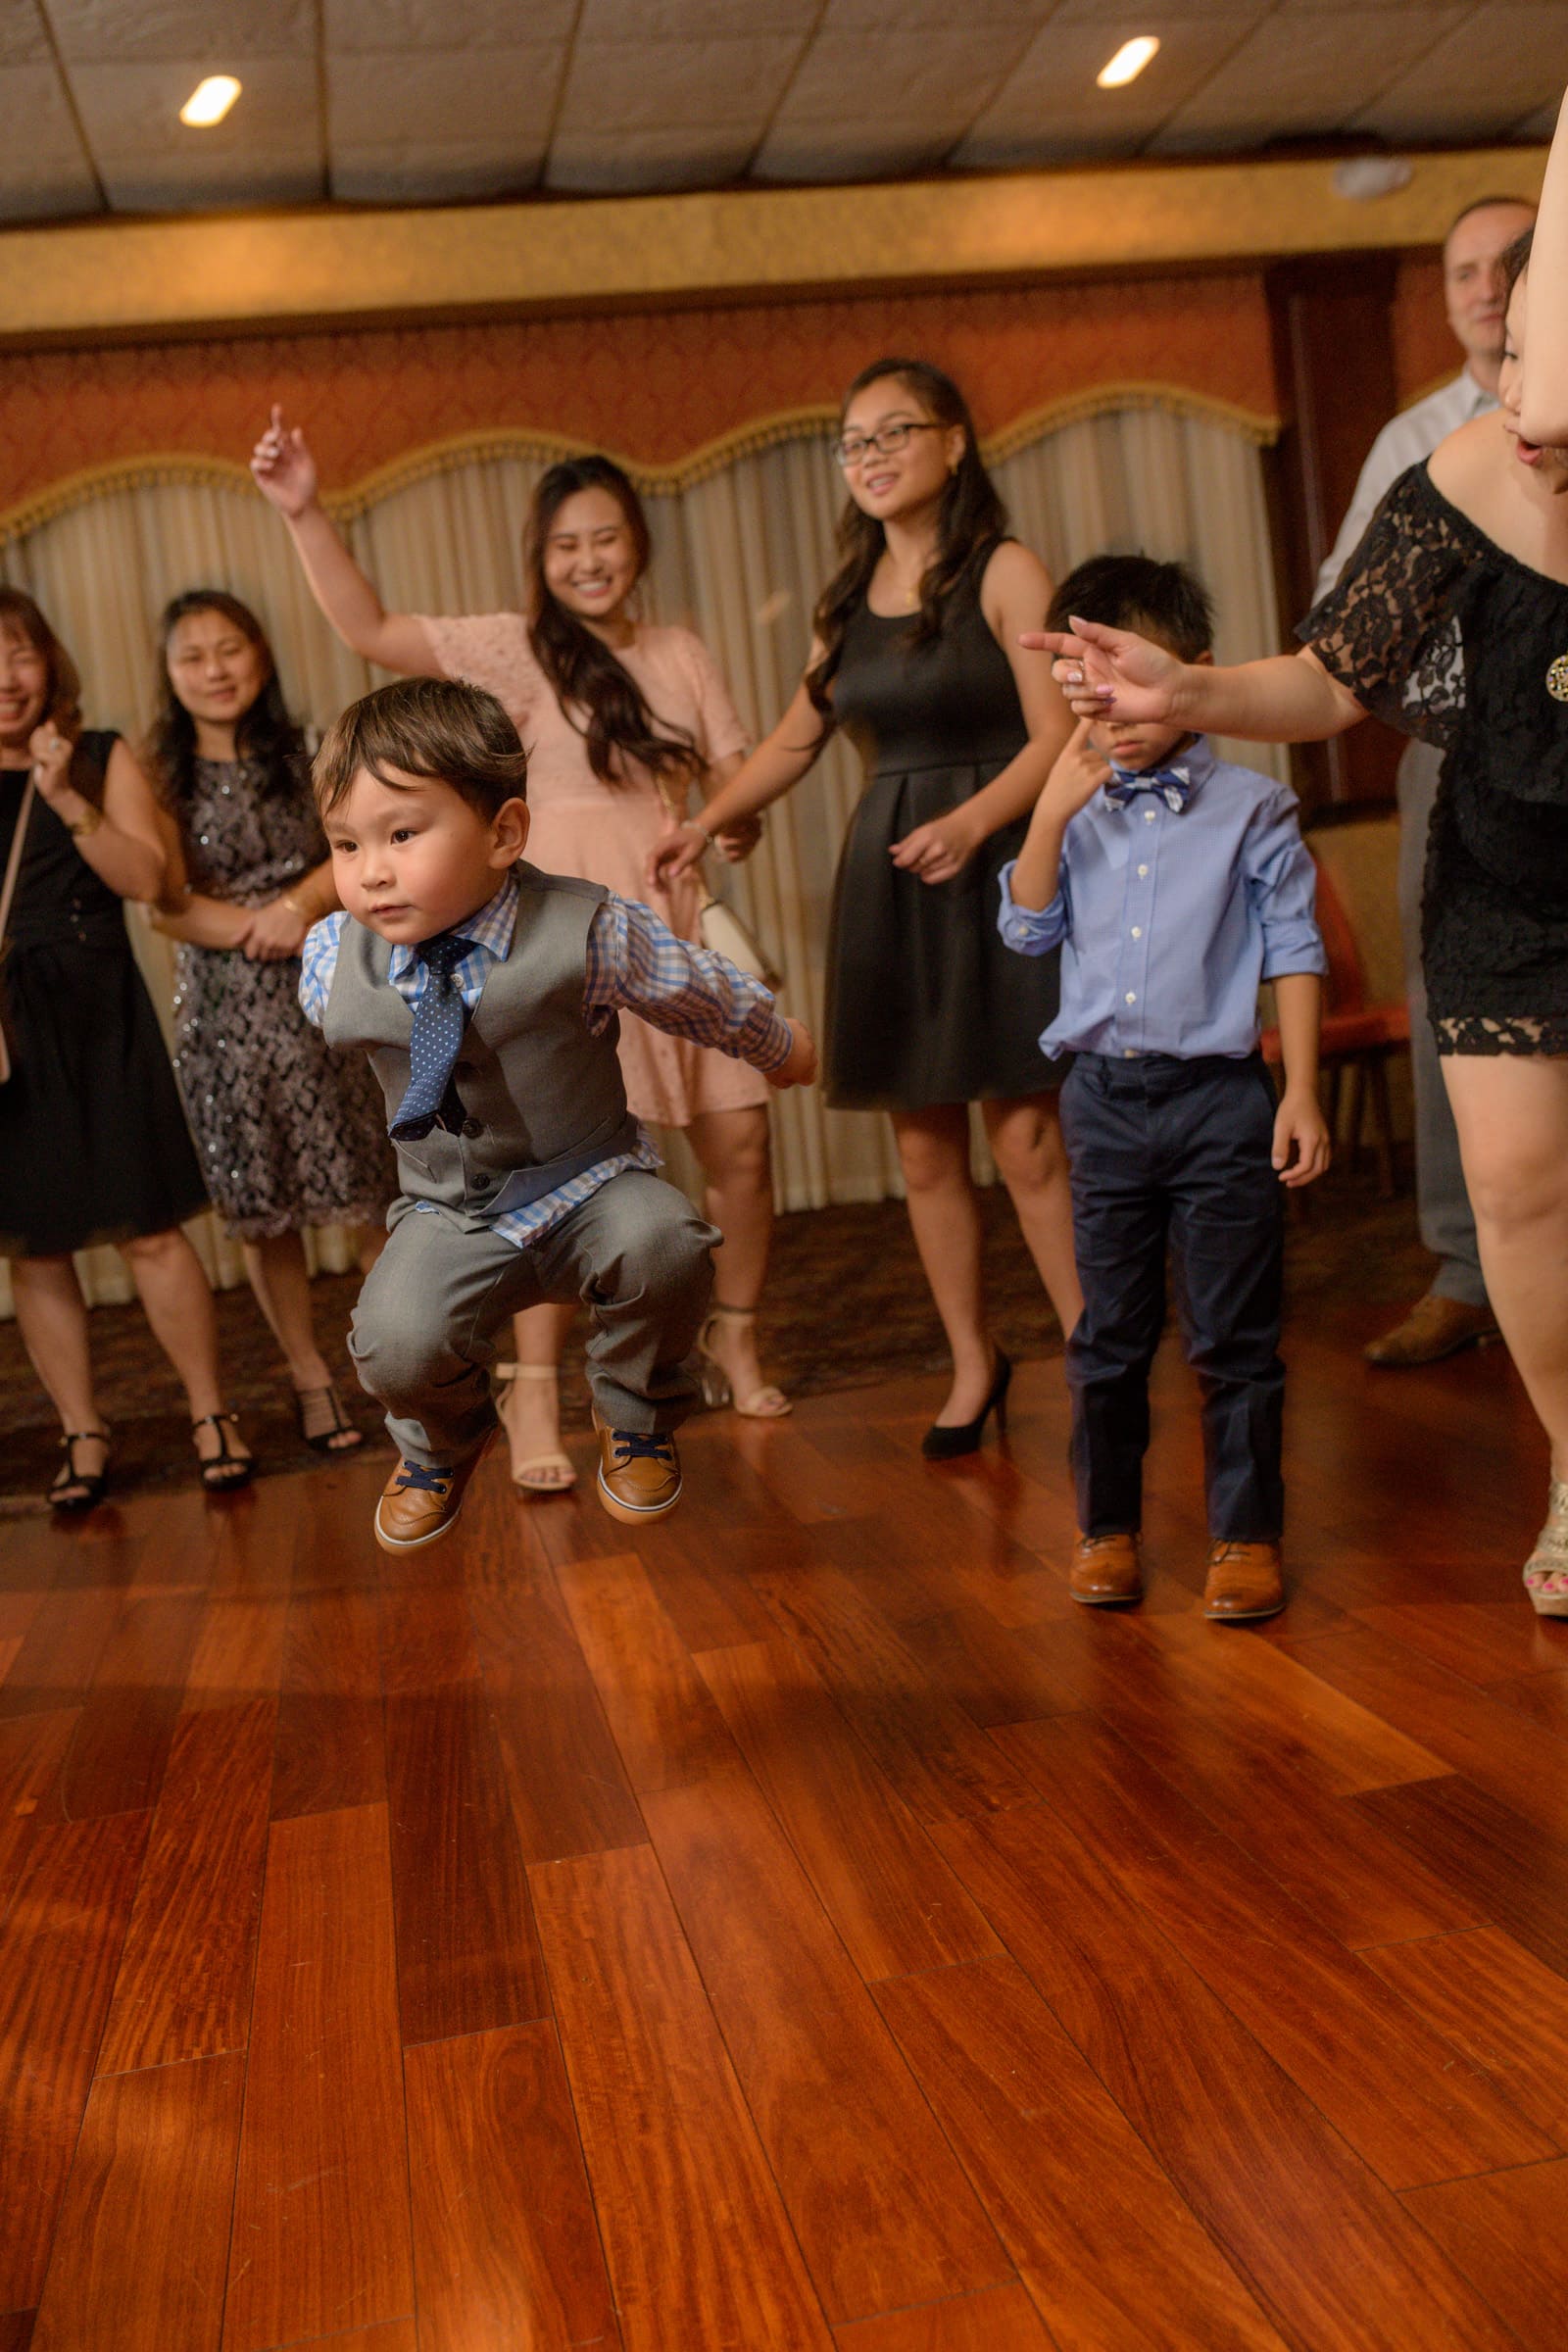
xmin=1365 ymin=1293 xmax=1500 ymax=1368
xmin=1070 ymin=1532 xmax=1144 ymax=1606
xmin=374 ymin=1437 xmax=491 ymax=1553
xmin=595 ymin=1416 xmax=682 ymax=1525
xmin=1204 ymin=1541 xmax=1285 ymax=1622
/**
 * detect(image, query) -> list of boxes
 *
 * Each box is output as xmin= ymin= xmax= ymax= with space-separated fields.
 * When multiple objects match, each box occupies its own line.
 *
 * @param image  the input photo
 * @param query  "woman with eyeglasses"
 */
xmin=653 ymin=357 xmax=1082 ymax=1456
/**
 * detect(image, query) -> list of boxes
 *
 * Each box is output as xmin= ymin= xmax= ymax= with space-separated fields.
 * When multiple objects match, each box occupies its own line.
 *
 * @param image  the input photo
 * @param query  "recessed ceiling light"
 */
xmin=179 ymin=75 xmax=242 ymax=128
xmin=1097 ymin=36 xmax=1159 ymax=90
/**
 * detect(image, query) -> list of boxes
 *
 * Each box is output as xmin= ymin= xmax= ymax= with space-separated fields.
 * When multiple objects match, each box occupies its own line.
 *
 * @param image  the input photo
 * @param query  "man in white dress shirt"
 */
xmin=1316 ymin=194 xmax=1535 ymax=1368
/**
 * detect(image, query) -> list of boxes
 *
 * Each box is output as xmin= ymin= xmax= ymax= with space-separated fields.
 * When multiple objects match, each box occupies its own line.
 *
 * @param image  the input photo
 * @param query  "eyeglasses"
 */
xmin=832 ymin=420 xmax=942 ymax=469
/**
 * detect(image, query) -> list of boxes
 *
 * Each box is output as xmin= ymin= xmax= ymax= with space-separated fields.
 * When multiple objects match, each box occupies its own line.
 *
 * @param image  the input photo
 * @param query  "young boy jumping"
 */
xmin=299 ymin=675 xmax=815 ymax=1549
xmin=999 ymin=556 xmax=1330 ymax=1620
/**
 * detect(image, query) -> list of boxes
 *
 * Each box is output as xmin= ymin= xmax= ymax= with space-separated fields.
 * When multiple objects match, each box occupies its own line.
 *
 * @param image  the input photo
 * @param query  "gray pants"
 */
xmin=350 ymin=1169 xmax=718 ymax=1468
xmin=1397 ymin=742 xmax=1488 ymax=1309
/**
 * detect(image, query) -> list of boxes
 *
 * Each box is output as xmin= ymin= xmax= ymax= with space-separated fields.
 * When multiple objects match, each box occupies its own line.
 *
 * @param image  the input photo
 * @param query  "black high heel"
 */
xmin=49 ymin=1427 xmax=112 ymax=1513
xmin=192 ymin=1411 xmax=255 ymax=1494
xmin=921 ymin=1349 xmax=1012 ymax=1461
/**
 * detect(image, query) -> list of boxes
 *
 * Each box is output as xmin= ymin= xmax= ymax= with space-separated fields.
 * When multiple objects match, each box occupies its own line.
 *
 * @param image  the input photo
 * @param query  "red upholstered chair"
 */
xmin=1261 ymin=852 xmax=1410 ymax=1196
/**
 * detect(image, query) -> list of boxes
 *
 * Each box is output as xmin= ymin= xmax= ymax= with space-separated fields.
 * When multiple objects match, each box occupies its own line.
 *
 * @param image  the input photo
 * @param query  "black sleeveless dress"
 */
xmin=0 ymin=732 xmax=208 ymax=1257
xmin=824 ymin=549 xmax=1062 ymax=1109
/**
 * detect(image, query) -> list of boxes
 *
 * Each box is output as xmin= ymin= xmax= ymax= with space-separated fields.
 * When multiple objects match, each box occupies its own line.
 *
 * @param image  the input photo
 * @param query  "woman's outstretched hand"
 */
xmin=1020 ymin=614 xmax=1185 ymax=724
xmin=251 ymin=404 xmax=318 ymax=517
xmin=647 ymin=820 xmax=709 ymax=893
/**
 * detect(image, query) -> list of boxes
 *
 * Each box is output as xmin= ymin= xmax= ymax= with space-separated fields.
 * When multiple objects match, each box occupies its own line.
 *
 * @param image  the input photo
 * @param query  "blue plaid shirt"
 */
xmin=300 ymin=873 xmax=791 ymax=1247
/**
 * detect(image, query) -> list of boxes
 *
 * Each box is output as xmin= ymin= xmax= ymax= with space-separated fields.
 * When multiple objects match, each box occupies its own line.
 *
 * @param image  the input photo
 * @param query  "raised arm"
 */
xmin=1520 ymin=85 xmax=1568 ymax=448
xmin=29 ymin=727 xmax=168 ymax=904
xmin=1023 ymin=619 xmax=1365 ymax=743
xmin=251 ymin=406 xmax=438 ymax=676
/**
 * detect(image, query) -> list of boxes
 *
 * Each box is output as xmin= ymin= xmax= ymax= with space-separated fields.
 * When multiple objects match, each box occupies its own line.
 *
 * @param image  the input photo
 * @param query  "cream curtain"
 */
xmin=0 ymin=401 xmax=1283 ymax=1314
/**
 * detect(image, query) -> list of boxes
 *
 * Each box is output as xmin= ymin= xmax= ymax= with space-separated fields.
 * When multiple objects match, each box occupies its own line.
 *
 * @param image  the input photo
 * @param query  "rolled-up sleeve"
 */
xmin=1245 ymin=798 xmax=1328 ymax=981
xmin=997 ymin=858 xmax=1069 ymax=956
xmin=298 ymin=910 xmax=347 ymax=1028
xmin=586 ymin=896 xmax=793 ymax=1072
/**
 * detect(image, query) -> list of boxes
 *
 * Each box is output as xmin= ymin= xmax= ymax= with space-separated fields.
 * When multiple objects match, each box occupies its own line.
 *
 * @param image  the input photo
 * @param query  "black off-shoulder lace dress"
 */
xmin=1300 ymin=462 xmax=1568 ymax=1054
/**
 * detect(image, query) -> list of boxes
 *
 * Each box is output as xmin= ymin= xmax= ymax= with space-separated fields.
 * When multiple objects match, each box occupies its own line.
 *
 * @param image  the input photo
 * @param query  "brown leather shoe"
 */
xmin=1364 ymin=1293 xmax=1500 ymax=1368
xmin=1070 ymin=1532 xmax=1144 ymax=1607
xmin=1204 ymin=1541 xmax=1285 ymax=1622
xmin=374 ymin=1437 xmax=491 ymax=1553
xmin=595 ymin=1416 xmax=682 ymax=1525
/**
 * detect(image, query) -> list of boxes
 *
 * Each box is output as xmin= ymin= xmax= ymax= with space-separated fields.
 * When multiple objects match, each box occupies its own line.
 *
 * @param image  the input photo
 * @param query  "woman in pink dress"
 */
xmin=252 ymin=416 xmax=787 ymax=1489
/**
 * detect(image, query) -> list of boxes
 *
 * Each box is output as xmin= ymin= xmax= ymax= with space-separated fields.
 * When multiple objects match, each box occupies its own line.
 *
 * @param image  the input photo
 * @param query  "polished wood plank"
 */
xmin=384 ymin=1681 xmax=548 ymax=2045
xmin=180 ymin=1595 xmax=288 ymax=1711
xmin=0 ymin=2315 xmax=33 ymax=2351
xmin=876 ymin=1956 xmax=1288 ymax=2351
xmin=264 ymin=2326 xmax=416 ymax=2351
xmin=633 ymin=1518 xmax=786 ymax=1653
xmin=0 ymin=1812 xmax=148 ymax=2311
xmin=31 ymin=2052 xmax=243 ymax=2352
xmin=1401 ymin=2159 xmax=1568 ymax=2352
xmin=222 ymin=1805 xmax=412 ymax=2352
xmin=97 ymin=1697 xmax=275 ymax=2075
xmin=695 ymin=1638 xmax=1003 ymax=1982
xmin=553 ymin=1547 xmax=739 ymax=1794
xmin=1364 ymin=1925 xmax=1568 ymax=2146
xmin=270 ymin=1587 xmax=384 ymax=1820
xmin=467 ymin=1544 xmax=646 ymax=1865
xmin=0 ymin=1709 xmax=75 ymax=1923
xmin=529 ymin=1841 xmax=833 ymax=2348
xmin=644 ymin=1766 xmax=1010 ymax=2324
xmin=0 ymin=1573 xmax=123 ymax=1722
xmin=749 ymin=1552 xmax=1035 ymax=1824
xmin=831 ymin=2282 xmax=1055 ymax=2350
xmin=404 ymin=2021 xmax=616 ymax=2350
xmin=57 ymin=1591 xmax=205 ymax=1820
xmin=1354 ymin=1597 xmax=1568 ymax=1688
xmin=998 ymin=1714 xmax=1553 ymax=2188
xmin=1354 ymin=1773 xmax=1568 ymax=1977
xmin=1487 ymin=1665 xmax=1568 ymax=1734
xmin=932 ymin=1802 xmax=1521 ymax=2351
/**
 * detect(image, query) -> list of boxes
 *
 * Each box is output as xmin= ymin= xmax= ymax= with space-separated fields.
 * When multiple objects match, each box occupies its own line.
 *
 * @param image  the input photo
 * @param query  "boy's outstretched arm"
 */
xmin=1271 ymin=972 xmax=1332 ymax=1188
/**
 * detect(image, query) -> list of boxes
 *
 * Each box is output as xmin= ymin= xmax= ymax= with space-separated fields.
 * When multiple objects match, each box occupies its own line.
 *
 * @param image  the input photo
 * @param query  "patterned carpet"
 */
xmin=0 ymin=1168 xmax=1431 ymax=1512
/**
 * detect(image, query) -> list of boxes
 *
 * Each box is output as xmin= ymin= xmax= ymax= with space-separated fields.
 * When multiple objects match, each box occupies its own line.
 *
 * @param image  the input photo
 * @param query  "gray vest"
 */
xmin=323 ymin=864 xmax=638 ymax=1224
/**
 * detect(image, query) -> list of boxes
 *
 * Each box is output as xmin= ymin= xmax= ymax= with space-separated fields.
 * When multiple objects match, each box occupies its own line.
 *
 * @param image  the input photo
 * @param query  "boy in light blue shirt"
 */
xmin=999 ymin=556 xmax=1330 ymax=1621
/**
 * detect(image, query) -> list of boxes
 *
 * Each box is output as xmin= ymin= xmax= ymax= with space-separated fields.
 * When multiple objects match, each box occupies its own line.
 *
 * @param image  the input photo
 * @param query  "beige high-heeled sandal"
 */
xmin=495 ymin=1363 xmax=577 ymax=1494
xmin=697 ymin=1302 xmax=791 ymax=1420
xmin=1524 ymin=1479 xmax=1568 ymax=1616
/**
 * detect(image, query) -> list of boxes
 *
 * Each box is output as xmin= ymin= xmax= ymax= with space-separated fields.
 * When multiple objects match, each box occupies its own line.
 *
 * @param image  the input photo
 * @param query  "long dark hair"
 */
xmin=805 ymin=358 xmax=1006 ymax=724
xmin=0 ymin=586 xmax=100 ymax=804
xmin=524 ymin=456 xmax=700 ymax=794
xmin=146 ymin=589 xmax=304 ymax=808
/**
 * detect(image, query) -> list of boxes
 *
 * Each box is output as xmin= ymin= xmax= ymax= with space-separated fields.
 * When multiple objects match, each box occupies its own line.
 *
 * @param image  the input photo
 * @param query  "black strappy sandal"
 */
xmin=191 ymin=1411 xmax=255 ymax=1494
xmin=49 ymin=1426 xmax=112 ymax=1513
xmin=294 ymin=1380 xmax=364 ymax=1454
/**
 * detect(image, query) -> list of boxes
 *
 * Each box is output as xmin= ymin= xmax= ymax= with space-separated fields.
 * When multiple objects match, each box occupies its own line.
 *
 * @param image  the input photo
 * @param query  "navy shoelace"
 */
xmin=393 ymin=1460 xmax=451 ymax=1493
xmin=609 ymin=1431 xmax=674 ymax=1462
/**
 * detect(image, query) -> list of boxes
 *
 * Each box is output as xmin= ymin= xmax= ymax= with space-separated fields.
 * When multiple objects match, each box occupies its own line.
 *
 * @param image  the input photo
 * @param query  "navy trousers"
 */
xmin=1059 ymin=1051 xmax=1286 ymax=1542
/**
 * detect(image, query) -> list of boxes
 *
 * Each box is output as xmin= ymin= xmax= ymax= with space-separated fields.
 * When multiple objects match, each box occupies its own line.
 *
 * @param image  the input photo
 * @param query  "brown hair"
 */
xmin=524 ymin=454 xmax=701 ymax=795
xmin=1502 ymin=224 xmax=1535 ymax=306
xmin=805 ymin=358 xmax=1006 ymax=726
xmin=0 ymin=587 xmax=101 ymax=805
xmin=147 ymin=589 xmax=304 ymax=809
xmin=314 ymin=676 xmax=528 ymax=819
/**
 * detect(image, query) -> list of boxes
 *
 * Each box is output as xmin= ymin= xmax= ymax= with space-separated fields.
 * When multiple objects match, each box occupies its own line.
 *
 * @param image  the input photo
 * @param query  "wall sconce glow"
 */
xmin=179 ymin=75 xmax=242 ymax=127
xmin=1097 ymin=36 xmax=1159 ymax=90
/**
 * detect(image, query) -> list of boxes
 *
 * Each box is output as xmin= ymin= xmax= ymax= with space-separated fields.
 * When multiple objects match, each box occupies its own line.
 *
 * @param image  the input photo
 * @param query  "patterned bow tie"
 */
xmin=1105 ymin=764 xmax=1194 ymax=814
xmin=389 ymin=930 xmax=476 ymax=1140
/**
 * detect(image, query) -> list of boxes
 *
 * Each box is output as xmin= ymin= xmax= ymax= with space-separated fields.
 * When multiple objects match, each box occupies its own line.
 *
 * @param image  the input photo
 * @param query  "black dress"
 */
xmin=1302 ymin=463 xmax=1568 ymax=1054
xmin=0 ymin=732 xmax=208 ymax=1258
xmin=824 ymin=548 xmax=1062 ymax=1109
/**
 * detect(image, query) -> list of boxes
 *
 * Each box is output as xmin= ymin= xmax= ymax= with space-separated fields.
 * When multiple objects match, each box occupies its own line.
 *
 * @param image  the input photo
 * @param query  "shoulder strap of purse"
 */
xmin=0 ymin=777 xmax=36 ymax=956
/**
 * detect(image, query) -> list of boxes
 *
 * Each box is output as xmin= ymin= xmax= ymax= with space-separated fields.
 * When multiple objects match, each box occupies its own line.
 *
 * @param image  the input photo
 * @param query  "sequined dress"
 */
xmin=170 ymin=755 xmax=392 ymax=1238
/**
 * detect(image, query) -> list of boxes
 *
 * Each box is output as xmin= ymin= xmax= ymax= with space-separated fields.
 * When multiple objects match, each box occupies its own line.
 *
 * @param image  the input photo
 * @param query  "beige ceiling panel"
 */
xmin=328 ymin=46 xmax=566 ymax=146
xmin=576 ymin=0 xmax=819 ymax=34
xmin=1513 ymin=98 xmax=1562 ymax=138
xmin=956 ymin=12 xmax=1262 ymax=167
xmin=68 ymin=54 xmax=320 ymax=160
xmin=1051 ymin=0 xmax=1267 ymax=16
xmin=332 ymin=139 xmax=547 ymax=203
xmin=96 ymin=148 xmax=322 ymax=212
xmin=821 ymin=0 xmax=1051 ymax=24
xmin=2 ymin=5 xmax=51 ymax=62
xmin=770 ymin=24 xmax=1034 ymax=126
xmin=1151 ymin=8 xmax=1472 ymax=151
xmin=751 ymin=124 xmax=953 ymax=180
xmin=44 ymin=0 xmax=313 ymax=61
xmin=1351 ymin=8 xmax=1568 ymax=142
xmin=546 ymin=124 xmax=757 ymax=191
xmin=325 ymin=0 xmax=579 ymax=46
xmin=0 ymin=58 xmax=88 ymax=152
xmin=0 ymin=161 xmax=102 ymax=220
xmin=556 ymin=32 xmax=804 ymax=133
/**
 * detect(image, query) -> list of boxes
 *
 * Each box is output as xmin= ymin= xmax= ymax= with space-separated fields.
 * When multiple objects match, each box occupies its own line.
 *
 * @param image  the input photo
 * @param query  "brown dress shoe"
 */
xmin=1070 ymin=1532 xmax=1144 ymax=1607
xmin=1365 ymin=1293 xmax=1500 ymax=1368
xmin=1204 ymin=1541 xmax=1285 ymax=1622
xmin=595 ymin=1416 xmax=682 ymax=1525
xmin=374 ymin=1436 xmax=492 ymax=1553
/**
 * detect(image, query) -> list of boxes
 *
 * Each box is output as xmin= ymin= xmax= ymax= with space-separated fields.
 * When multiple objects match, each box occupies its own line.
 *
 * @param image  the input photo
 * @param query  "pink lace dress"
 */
xmin=418 ymin=613 xmax=769 ymax=1126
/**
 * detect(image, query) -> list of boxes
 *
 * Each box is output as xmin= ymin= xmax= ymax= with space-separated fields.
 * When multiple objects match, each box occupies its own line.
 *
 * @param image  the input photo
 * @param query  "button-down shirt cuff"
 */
xmin=1259 ymin=924 xmax=1330 ymax=983
xmin=996 ymin=859 xmax=1067 ymax=956
xmin=738 ymin=1001 xmax=795 ymax=1071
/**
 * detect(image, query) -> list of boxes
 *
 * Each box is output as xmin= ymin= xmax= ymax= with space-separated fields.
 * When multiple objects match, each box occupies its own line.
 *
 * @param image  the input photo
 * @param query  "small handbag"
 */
xmin=0 ymin=774 xmax=35 ymax=1085
xmin=658 ymin=783 xmax=784 ymax=994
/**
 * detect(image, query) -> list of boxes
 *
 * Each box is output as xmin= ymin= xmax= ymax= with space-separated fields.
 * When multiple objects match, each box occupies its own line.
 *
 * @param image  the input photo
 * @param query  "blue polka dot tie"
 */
xmin=390 ymin=931 xmax=476 ymax=1140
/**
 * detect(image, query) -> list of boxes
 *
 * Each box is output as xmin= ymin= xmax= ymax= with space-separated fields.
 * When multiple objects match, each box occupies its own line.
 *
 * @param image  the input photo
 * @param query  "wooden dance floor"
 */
xmin=4 ymin=1320 xmax=1568 ymax=2351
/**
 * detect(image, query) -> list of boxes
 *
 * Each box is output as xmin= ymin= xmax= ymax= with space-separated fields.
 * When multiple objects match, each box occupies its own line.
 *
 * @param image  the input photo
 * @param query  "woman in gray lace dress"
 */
xmin=149 ymin=591 xmax=392 ymax=1451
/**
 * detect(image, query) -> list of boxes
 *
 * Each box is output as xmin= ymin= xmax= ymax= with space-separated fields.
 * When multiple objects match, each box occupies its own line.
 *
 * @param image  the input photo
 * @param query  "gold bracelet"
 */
xmin=66 ymin=801 xmax=102 ymax=838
